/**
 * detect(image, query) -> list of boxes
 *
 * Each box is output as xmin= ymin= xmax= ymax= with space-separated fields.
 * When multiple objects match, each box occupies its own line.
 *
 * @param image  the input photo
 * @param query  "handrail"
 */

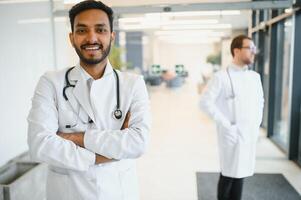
xmin=250 ymin=7 xmax=300 ymax=33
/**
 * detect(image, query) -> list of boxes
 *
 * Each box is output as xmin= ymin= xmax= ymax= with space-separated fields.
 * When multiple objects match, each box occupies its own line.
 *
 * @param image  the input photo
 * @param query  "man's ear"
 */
xmin=110 ymin=31 xmax=116 ymax=44
xmin=233 ymin=48 xmax=240 ymax=57
xmin=69 ymin=32 xmax=75 ymax=48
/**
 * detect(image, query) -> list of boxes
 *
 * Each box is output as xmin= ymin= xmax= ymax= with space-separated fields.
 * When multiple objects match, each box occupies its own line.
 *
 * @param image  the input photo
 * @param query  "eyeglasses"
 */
xmin=240 ymin=45 xmax=257 ymax=54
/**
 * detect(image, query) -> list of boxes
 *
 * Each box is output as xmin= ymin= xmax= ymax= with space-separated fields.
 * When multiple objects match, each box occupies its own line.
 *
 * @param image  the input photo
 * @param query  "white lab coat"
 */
xmin=27 ymin=61 xmax=151 ymax=200
xmin=200 ymin=64 xmax=264 ymax=178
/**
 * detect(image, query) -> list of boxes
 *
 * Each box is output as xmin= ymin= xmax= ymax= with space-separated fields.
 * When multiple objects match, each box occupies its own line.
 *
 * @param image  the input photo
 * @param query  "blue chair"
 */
xmin=166 ymin=76 xmax=183 ymax=88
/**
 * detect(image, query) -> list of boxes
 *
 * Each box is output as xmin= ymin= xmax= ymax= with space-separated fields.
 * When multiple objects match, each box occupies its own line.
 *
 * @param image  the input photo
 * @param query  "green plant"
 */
xmin=206 ymin=52 xmax=221 ymax=65
xmin=109 ymin=45 xmax=124 ymax=70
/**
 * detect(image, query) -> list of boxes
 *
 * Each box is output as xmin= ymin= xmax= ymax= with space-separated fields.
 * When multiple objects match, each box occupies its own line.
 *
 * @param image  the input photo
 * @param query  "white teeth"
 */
xmin=85 ymin=46 xmax=99 ymax=50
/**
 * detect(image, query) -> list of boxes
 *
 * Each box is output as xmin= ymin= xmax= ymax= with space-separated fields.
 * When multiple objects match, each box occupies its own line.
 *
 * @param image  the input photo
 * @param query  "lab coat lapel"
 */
xmin=68 ymin=65 xmax=96 ymax=123
xmin=94 ymin=61 xmax=114 ymax=128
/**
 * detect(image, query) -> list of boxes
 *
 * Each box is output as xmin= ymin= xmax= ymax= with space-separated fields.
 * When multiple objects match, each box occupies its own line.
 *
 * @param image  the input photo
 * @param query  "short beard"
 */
xmin=75 ymin=41 xmax=112 ymax=66
xmin=242 ymin=57 xmax=253 ymax=65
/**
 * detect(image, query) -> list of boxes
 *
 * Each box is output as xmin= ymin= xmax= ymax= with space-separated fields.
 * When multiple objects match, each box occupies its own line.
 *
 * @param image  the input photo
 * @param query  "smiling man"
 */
xmin=70 ymin=7 xmax=113 ymax=68
xmin=27 ymin=1 xmax=151 ymax=200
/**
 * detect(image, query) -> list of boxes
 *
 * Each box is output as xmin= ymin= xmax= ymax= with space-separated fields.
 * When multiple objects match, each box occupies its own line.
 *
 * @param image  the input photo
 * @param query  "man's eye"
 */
xmin=76 ymin=29 xmax=86 ymax=33
xmin=97 ymin=28 xmax=107 ymax=33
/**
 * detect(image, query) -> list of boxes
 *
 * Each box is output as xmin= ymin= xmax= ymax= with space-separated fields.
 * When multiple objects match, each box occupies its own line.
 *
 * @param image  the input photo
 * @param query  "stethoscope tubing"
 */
xmin=226 ymin=67 xmax=237 ymax=125
xmin=62 ymin=66 xmax=122 ymax=123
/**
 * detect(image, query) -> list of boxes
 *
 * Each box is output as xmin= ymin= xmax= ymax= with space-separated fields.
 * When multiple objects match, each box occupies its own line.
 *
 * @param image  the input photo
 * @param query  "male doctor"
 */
xmin=27 ymin=1 xmax=150 ymax=199
xmin=200 ymin=35 xmax=264 ymax=200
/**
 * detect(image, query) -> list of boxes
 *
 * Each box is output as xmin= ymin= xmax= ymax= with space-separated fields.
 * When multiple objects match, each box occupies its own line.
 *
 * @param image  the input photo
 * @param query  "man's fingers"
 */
xmin=121 ymin=111 xmax=131 ymax=130
xmin=125 ymin=111 xmax=131 ymax=121
xmin=57 ymin=132 xmax=67 ymax=139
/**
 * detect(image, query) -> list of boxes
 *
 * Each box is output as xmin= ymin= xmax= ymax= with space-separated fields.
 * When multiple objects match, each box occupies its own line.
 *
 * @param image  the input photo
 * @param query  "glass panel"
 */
xmin=0 ymin=0 xmax=55 ymax=166
xmin=272 ymin=17 xmax=293 ymax=150
xmin=262 ymin=29 xmax=271 ymax=129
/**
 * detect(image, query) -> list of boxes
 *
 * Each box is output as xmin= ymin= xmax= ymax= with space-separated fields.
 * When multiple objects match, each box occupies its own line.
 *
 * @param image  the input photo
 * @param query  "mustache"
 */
xmin=80 ymin=43 xmax=103 ymax=49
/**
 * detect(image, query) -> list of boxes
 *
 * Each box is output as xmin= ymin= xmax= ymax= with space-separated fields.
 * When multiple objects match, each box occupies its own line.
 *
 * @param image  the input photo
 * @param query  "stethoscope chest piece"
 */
xmin=113 ymin=109 xmax=122 ymax=120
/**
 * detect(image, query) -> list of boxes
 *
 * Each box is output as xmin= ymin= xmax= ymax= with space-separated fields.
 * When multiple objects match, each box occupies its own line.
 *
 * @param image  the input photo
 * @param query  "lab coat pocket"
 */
xmin=47 ymin=169 xmax=71 ymax=200
xmin=58 ymin=109 xmax=77 ymax=130
xmin=223 ymin=125 xmax=238 ymax=145
xmin=68 ymin=170 xmax=99 ymax=200
xmin=119 ymin=166 xmax=139 ymax=200
xmin=97 ymin=167 xmax=123 ymax=199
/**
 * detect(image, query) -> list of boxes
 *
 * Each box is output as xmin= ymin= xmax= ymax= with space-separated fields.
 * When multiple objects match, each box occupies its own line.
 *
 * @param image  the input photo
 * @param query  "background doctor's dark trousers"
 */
xmin=218 ymin=174 xmax=244 ymax=200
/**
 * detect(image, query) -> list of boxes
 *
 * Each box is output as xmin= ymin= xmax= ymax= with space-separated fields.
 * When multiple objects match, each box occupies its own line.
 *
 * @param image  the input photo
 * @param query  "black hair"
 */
xmin=230 ymin=35 xmax=252 ymax=57
xmin=69 ymin=0 xmax=114 ymax=32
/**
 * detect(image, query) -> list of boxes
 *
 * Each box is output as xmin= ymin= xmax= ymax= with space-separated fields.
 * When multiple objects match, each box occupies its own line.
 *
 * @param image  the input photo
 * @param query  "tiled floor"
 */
xmin=137 ymin=80 xmax=301 ymax=200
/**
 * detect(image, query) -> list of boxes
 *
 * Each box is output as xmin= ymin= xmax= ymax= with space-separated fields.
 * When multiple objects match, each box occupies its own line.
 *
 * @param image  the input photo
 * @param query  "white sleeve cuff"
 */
xmin=78 ymin=147 xmax=96 ymax=170
xmin=84 ymin=129 xmax=114 ymax=159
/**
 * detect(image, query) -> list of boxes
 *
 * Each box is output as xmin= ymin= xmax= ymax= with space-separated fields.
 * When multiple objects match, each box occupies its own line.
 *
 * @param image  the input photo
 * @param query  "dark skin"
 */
xmin=57 ymin=112 xmax=131 ymax=164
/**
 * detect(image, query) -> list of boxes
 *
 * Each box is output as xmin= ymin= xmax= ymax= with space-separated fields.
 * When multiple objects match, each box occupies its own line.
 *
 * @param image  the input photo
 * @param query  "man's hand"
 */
xmin=57 ymin=132 xmax=84 ymax=147
xmin=58 ymin=112 xmax=131 ymax=164
xmin=57 ymin=132 xmax=113 ymax=164
xmin=121 ymin=111 xmax=131 ymax=130
xmin=95 ymin=154 xmax=117 ymax=164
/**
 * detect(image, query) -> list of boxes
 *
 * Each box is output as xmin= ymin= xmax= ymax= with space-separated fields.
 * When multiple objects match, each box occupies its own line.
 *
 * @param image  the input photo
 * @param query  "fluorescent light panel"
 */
xmin=63 ymin=0 xmax=81 ymax=4
xmin=0 ymin=0 xmax=47 ymax=4
xmin=155 ymin=30 xmax=225 ymax=37
xmin=119 ymin=23 xmax=231 ymax=30
xmin=145 ymin=10 xmax=240 ymax=18
xmin=160 ymin=37 xmax=221 ymax=44
xmin=119 ymin=17 xmax=218 ymax=25
xmin=161 ymin=23 xmax=232 ymax=30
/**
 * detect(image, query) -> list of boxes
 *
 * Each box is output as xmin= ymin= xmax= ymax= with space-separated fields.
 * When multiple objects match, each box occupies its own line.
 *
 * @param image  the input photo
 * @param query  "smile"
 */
xmin=82 ymin=45 xmax=101 ymax=51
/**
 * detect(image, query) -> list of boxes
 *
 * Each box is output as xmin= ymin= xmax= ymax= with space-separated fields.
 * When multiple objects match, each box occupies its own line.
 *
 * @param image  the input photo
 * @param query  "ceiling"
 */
xmin=0 ymin=0 xmax=293 ymax=44
xmin=0 ymin=0 xmax=251 ymax=4
xmin=94 ymin=0 xmax=252 ymax=7
xmin=0 ymin=0 xmax=281 ymax=44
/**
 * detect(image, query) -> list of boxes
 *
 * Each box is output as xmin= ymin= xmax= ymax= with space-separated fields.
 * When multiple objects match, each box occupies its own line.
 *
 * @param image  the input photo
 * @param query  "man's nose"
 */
xmin=86 ymin=31 xmax=98 ymax=43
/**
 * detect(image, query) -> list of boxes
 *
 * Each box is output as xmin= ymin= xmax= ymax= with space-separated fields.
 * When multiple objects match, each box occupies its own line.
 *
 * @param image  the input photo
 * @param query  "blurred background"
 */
xmin=0 ymin=0 xmax=301 ymax=199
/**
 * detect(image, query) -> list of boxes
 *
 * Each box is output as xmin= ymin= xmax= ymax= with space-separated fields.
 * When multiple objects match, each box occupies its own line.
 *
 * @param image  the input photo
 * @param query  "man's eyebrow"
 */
xmin=75 ymin=23 xmax=88 ymax=27
xmin=95 ymin=23 xmax=108 ymax=27
xmin=75 ymin=23 xmax=108 ymax=28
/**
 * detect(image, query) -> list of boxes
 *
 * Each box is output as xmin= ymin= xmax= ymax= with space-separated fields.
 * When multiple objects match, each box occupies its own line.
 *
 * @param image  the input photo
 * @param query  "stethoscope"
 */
xmin=226 ymin=67 xmax=236 ymax=125
xmin=62 ymin=66 xmax=123 ymax=128
xmin=226 ymin=67 xmax=235 ymax=99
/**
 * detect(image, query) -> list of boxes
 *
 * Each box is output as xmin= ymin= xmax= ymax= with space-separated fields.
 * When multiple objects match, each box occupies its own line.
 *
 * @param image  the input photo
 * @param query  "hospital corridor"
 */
xmin=137 ymin=80 xmax=301 ymax=199
xmin=1 ymin=0 xmax=301 ymax=200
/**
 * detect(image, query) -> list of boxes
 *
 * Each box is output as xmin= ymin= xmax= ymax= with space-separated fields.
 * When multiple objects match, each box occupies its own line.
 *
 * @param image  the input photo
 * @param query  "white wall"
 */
xmin=152 ymin=38 xmax=215 ymax=83
xmin=0 ymin=2 xmax=55 ymax=166
xmin=221 ymin=39 xmax=232 ymax=69
xmin=54 ymin=17 xmax=78 ymax=69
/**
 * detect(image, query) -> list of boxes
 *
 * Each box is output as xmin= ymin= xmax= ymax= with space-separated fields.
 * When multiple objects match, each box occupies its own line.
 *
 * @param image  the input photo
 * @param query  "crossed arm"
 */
xmin=28 ymin=75 xmax=150 ymax=171
xmin=57 ymin=112 xmax=131 ymax=164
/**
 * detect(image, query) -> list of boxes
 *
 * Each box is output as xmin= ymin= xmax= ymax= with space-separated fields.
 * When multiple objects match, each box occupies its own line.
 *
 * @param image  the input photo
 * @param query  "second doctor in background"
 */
xmin=200 ymin=35 xmax=264 ymax=200
xmin=27 ymin=1 xmax=151 ymax=200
